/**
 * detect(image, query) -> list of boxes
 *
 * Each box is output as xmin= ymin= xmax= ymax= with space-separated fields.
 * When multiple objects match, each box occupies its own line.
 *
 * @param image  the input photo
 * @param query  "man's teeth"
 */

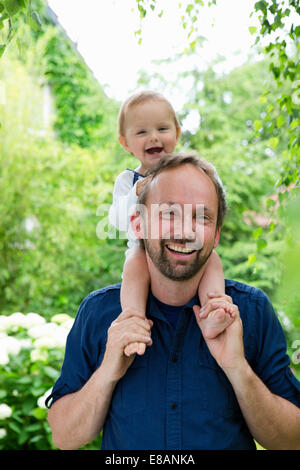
xmin=167 ymin=244 xmax=195 ymax=254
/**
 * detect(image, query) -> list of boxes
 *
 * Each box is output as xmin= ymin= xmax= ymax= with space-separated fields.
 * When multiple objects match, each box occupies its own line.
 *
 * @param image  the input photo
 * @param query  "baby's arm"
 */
xmin=121 ymin=246 xmax=151 ymax=357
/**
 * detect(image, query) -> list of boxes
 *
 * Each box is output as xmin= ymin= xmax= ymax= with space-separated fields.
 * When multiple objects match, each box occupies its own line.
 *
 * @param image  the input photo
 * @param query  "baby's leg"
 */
xmin=197 ymin=251 xmax=233 ymax=339
xmin=198 ymin=303 xmax=235 ymax=339
xmin=198 ymin=250 xmax=225 ymax=307
xmin=121 ymin=246 xmax=150 ymax=356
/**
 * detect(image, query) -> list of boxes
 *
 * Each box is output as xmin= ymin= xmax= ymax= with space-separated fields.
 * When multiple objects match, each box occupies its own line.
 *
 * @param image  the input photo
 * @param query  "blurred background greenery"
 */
xmin=0 ymin=0 xmax=299 ymax=450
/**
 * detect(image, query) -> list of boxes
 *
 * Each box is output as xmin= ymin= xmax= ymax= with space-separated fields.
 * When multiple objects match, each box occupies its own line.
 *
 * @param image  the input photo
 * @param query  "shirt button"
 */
xmin=172 ymin=354 xmax=178 ymax=363
xmin=171 ymin=402 xmax=178 ymax=410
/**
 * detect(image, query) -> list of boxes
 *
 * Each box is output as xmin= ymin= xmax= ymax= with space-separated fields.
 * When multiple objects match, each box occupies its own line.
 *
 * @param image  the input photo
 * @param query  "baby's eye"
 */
xmin=137 ymin=130 xmax=146 ymax=135
xmin=158 ymin=127 xmax=168 ymax=131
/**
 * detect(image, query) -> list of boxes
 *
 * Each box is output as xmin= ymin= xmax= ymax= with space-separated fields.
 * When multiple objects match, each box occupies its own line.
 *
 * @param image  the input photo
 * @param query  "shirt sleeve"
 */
xmin=45 ymin=295 xmax=104 ymax=408
xmin=108 ymin=170 xmax=139 ymax=232
xmin=252 ymin=291 xmax=300 ymax=408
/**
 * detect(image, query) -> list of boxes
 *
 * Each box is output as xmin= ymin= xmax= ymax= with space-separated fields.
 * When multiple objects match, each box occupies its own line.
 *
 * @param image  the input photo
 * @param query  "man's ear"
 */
xmin=130 ymin=211 xmax=144 ymax=240
xmin=119 ymin=135 xmax=130 ymax=153
xmin=213 ymin=226 xmax=221 ymax=249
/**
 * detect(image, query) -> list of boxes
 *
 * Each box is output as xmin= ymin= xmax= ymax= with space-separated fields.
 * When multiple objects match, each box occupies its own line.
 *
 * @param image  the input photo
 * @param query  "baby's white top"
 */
xmin=108 ymin=168 xmax=144 ymax=249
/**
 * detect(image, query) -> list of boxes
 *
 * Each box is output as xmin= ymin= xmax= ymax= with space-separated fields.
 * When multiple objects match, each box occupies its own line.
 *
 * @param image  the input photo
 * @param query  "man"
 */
xmin=47 ymin=153 xmax=300 ymax=450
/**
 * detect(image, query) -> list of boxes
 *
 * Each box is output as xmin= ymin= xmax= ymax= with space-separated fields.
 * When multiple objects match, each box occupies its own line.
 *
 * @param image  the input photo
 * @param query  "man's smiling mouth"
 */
xmin=166 ymin=243 xmax=196 ymax=255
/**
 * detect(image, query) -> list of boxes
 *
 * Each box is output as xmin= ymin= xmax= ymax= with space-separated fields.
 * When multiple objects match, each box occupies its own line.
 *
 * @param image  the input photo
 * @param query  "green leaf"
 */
xmin=268 ymin=221 xmax=275 ymax=232
xmin=248 ymin=253 xmax=256 ymax=265
xmin=269 ymin=136 xmax=279 ymax=149
xmin=254 ymin=119 xmax=262 ymax=132
xmin=4 ymin=0 xmax=23 ymax=17
xmin=253 ymin=227 xmax=263 ymax=240
xmin=26 ymin=12 xmax=41 ymax=32
xmin=266 ymin=198 xmax=276 ymax=209
xmin=43 ymin=366 xmax=59 ymax=380
xmin=0 ymin=44 xmax=5 ymax=57
xmin=32 ymin=407 xmax=47 ymax=420
xmin=257 ymin=238 xmax=267 ymax=251
xmin=254 ymin=1 xmax=267 ymax=12
xmin=249 ymin=26 xmax=257 ymax=35
xmin=276 ymin=115 xmax=285 ymax=128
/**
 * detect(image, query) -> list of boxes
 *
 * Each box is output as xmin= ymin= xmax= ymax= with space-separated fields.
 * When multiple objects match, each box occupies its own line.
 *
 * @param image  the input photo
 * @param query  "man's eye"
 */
xmin=196 ymin=215 xmax=208 ymax=223
xmin=161 ymin=210 xmax=180 ymax=219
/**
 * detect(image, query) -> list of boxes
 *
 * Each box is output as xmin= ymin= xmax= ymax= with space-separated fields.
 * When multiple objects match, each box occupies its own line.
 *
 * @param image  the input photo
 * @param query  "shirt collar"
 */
xmin=147 ymin=290 xmax=199 ymax=322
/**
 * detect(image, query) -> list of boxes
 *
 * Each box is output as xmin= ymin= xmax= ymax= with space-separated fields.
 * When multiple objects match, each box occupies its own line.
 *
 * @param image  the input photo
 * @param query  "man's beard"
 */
xmin=144 ymin=238 xmax=213 ymax=281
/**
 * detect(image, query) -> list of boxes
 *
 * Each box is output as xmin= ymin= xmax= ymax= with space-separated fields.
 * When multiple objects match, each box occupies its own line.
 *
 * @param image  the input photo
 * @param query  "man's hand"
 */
xmin=101 ymin=308 xmax=153 ymax=383
xmin=193 ymin=295 xmax=245 ymax=371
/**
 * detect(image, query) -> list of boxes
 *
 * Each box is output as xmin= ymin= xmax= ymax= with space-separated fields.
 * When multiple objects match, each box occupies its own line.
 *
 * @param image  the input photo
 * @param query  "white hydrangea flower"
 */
xmin=30 ymin=348 xmax=48 ymax=362
xmin=51 ymin=313 xmax=72 ymax=324
xmin=0 ymin=404 xmax=12 ymax=419
xmin=37 ymin=388 xmax=52 ymax=409
xmin=27 ymin=323 xmax=58 ymax=339
xmin=0 ymin=316 xmax=10 ymax=332
xmin=18 ymin=338 xmax=32 ymax=349
xmin=7 ymin=312 xmax=27 ymax=329
xmin=61 ymin=318 xmax=74 ymax=330
xmin=0 ymin=350 xmax=9 ymax=366
xmin=0 ymin=336 xmax=21 ymax=356
xmin=0 ymin=428 xmax=7 ymax=439
xmin=24 ymin=313 xmax=46 ymax=329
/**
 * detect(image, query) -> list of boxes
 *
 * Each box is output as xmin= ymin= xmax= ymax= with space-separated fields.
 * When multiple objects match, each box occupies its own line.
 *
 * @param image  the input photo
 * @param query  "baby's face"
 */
xmin=119 ymin=99 xmax=180 ymax=174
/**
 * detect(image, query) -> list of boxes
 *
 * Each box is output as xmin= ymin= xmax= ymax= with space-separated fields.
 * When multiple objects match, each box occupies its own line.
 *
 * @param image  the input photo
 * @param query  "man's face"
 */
xmin=139 ymin=164 xmax=220 ymax=281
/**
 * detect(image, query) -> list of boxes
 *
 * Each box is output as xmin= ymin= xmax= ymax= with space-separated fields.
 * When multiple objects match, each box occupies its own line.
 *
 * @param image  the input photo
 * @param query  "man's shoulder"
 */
xmin=83 ymin=283 xmax=121 ymax=301
xmin=77 ymin=283 xmax=122 ymax=322
xmin=225 ymin=279 xmax=269 ymax=305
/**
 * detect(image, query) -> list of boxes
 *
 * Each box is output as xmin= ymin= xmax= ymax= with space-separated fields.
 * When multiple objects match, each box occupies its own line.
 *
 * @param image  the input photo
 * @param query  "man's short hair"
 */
xmin=118 ymin=90 xmax=181 ymax=137
xmin=137 ymin=152 xmax=227 ymax=230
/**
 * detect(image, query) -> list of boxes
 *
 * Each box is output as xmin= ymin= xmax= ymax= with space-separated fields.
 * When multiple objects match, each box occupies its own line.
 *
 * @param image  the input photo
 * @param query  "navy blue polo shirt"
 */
xmin=46 ymin=280 xmax=300 ymax=450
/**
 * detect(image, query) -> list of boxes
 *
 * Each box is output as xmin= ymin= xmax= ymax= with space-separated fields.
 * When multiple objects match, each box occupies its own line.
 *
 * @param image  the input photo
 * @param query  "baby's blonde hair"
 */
xmin=118 ymin=90 xmax=181 ymax=137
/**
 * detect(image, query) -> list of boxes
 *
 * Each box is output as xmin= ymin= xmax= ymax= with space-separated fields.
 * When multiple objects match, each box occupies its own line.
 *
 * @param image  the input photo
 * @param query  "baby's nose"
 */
xmin=149 ymin=130 xmax=159 ymax=141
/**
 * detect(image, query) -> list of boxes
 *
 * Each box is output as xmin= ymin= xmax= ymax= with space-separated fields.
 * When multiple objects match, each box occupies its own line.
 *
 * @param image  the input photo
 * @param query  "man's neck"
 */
xmin=146 ymin=254 xmax=205 ymax=306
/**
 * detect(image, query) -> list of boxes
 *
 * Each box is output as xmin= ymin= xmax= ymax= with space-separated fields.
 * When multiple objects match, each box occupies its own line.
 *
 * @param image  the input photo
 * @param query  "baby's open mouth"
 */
xmin=146 ymin=147 xmax=164 ymax=155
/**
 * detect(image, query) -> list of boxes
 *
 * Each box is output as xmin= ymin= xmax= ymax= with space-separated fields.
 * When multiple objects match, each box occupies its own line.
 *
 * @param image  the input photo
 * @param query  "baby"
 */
xmin=109 ymin=90 xmax=234 ymax=356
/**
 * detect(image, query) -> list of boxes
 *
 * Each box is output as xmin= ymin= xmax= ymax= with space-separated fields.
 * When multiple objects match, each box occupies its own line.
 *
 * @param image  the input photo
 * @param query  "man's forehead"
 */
xmin=146 ymin=164 xmax=217 ymax=203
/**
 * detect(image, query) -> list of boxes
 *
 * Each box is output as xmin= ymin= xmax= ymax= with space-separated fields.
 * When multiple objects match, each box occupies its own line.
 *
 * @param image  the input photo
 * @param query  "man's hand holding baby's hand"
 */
xmin=102 ymin=308 xmax=153 ymax=382
xmin=193 ymin=294 xmax=245 ymax=372
xmin=193 ymin=292 xmax=235 ymax=340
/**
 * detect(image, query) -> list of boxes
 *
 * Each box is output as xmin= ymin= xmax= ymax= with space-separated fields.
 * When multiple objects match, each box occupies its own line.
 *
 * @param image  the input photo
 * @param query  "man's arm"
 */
xmin=48 ymin=309 xmax=153 ymax=450
xmin=194 ymin=300 xmax=300 ymax=450
xmin=48 ymin=365 xmax=117 ymax=450
xmin=224 ymin=358 xmax=300 ymax=450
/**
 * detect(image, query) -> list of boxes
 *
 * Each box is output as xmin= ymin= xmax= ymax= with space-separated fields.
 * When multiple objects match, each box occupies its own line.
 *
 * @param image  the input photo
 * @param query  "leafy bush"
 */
xmin=0 ymin=311 xmax=73 ymax=449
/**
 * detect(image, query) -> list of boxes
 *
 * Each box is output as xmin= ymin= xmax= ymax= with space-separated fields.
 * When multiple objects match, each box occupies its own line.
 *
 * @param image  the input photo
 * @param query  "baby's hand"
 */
xmin=124 ymin=318 xmax=153 ymax=357
xmin=136 ymin=175 xmax=151 ymax=196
